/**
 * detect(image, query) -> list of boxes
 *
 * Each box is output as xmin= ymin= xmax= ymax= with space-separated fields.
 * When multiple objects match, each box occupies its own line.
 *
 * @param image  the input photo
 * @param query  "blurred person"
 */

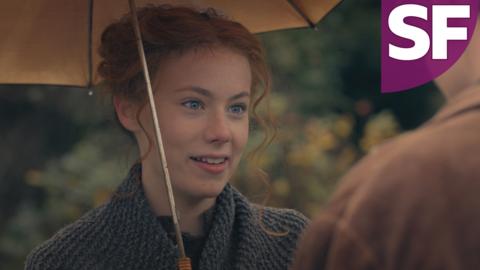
xmin=25 ymin=5 xmax=308 ymax=270
xmin=291 ymin=14 xmax=480 ymax=270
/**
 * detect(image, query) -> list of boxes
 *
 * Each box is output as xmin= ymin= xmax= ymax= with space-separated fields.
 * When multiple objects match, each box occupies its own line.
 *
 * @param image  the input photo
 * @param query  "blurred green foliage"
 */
xmin=0 ymin=0 xmax=443 ymax=268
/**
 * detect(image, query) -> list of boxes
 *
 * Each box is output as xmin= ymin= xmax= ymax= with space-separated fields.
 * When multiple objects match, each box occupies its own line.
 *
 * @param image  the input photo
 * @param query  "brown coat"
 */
xmin=292 ymin=85 xmax=480 ymax=270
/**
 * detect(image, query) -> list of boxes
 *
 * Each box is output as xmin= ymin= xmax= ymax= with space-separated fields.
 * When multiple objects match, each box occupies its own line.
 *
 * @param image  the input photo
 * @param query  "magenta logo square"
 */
xmin=382 ymin=0 xmax=478 ymax=93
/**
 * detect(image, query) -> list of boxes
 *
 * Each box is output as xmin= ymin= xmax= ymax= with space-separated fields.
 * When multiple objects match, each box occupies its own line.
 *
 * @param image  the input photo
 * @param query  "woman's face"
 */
xmin=130 ymin=47 xmax=252 ymax=201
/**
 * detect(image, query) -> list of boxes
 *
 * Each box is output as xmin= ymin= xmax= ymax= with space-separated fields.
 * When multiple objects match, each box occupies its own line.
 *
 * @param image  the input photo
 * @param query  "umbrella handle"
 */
xmin=177 ymin=257 xmax=192 ymax=270
xmin=128 ymin=0 xmax=191 ymax=268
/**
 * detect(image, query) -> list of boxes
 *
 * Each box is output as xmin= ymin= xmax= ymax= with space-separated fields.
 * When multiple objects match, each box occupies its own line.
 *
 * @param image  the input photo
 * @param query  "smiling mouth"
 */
xmin=190 ymin=156 xmax=229 ymax=165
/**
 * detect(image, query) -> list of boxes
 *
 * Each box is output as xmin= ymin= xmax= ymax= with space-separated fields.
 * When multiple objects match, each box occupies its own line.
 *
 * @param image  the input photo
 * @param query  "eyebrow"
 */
xmin=175 ymin=86 xmax=250 ymax=101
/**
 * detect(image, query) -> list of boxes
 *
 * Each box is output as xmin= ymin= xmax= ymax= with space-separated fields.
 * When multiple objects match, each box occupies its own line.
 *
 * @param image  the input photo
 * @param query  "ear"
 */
xmin=113 ymin=95 xmax=142 ymax=132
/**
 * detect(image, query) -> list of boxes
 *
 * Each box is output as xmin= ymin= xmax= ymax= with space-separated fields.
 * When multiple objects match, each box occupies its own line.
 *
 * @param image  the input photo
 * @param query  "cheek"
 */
xmin=160 ymin=115 xmax=199 ymax=146
xmin=233 ymin=119 xmax=250 ymax=153
xmin=154 ymin=106 xmax=193 ymax=151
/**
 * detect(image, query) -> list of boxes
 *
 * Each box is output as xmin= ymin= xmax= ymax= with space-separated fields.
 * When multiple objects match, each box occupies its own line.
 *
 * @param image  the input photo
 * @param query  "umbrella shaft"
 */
xmin=128 ymin=0 xmax=188 ymax=261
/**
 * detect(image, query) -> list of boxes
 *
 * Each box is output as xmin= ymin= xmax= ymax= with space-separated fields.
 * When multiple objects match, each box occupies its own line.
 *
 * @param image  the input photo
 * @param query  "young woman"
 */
xmin=26 ymin=5 xmax=308 ymax=270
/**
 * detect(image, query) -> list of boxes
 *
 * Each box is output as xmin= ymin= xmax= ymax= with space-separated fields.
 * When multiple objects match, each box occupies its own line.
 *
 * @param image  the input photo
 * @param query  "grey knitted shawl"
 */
xmin=25 ymin=164 xmax=308 ymax=270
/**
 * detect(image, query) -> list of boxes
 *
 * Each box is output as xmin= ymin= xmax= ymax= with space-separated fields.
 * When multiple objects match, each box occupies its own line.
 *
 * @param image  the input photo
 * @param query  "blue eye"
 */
xmin=229 ymin=104 xmax=247 ymax=115
xmin=182 ymin=100 xmax=203 ymax=110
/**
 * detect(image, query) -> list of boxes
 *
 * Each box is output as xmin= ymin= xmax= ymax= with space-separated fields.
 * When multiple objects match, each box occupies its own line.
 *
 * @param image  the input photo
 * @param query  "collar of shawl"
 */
xmin=106 ymin=163 xmax=264 ymax=270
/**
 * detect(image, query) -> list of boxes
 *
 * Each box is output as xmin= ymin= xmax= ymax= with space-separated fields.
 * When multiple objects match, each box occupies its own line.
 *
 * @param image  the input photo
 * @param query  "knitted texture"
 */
xmin=25 ymin=164 xmax=309 ymax=270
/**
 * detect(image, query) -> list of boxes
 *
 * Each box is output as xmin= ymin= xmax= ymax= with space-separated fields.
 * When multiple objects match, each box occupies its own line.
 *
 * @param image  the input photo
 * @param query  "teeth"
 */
xmin=192 ymin=157 xmax=226 ymax=164
xmin=205 ymin=157 xmax=225 ymax=164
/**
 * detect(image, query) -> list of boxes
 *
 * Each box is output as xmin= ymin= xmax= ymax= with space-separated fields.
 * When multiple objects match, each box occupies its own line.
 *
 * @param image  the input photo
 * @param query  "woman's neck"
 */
xmin=141 ymin=163 xmax=215 ymax=236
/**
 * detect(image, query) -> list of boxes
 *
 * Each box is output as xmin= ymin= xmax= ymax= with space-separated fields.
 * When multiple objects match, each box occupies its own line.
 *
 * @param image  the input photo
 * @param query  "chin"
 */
xmin=199 ymin=182 xmax=228 ymax=198
xmin=182 ymin=180 xmax=228 ymax=200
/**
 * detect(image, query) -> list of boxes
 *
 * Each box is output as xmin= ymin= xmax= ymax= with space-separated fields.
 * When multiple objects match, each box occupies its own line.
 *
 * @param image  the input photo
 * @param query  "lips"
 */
xmin=190 ymin=155 xmax=229 ymax=174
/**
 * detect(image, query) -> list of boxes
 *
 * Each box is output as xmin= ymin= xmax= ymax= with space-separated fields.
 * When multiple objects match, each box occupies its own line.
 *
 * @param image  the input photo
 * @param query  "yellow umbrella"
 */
xmin=0 ymin=1 xmax=341 ymax=269
xmin=0 ymin=0 xmax=340 ymax=86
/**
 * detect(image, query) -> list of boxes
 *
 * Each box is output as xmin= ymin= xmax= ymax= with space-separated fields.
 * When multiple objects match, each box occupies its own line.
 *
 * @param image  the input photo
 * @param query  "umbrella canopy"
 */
xmin=0 ymin=0 xmax=340 ymax=87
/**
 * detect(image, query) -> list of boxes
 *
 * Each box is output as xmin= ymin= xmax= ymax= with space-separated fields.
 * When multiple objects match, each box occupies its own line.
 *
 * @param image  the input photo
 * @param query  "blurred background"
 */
xmin=0 ymin=0 xmax=444 ymax=268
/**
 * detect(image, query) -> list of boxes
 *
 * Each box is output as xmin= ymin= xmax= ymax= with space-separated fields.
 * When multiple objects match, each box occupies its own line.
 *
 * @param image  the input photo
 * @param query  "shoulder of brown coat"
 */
xmin=335 ymin=110 xmax=480 ymax=206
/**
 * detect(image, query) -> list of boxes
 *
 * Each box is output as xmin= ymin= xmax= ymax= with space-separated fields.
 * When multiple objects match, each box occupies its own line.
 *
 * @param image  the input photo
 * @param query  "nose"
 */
xmin=204 ymin=110 xmax=232 ymax=145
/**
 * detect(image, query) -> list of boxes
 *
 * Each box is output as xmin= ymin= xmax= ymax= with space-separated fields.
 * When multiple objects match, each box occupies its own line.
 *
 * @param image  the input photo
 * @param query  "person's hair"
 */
xmin=97 ymin=5 xmax=286 ymax=236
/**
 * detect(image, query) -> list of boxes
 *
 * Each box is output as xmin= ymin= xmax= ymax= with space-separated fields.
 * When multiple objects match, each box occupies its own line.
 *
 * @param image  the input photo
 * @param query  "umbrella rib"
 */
xmin=87 ymin=0 xmax=94 ymax=88
xmin=285 ymin=0 xmax=318 ymax=30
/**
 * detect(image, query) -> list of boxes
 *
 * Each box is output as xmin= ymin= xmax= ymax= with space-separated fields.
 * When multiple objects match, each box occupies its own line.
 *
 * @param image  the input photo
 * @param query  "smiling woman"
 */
xmin=25 ymin=5 xmax=308 ymax=270
xmin=116 ymin=47 xmax=253 ymax=221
